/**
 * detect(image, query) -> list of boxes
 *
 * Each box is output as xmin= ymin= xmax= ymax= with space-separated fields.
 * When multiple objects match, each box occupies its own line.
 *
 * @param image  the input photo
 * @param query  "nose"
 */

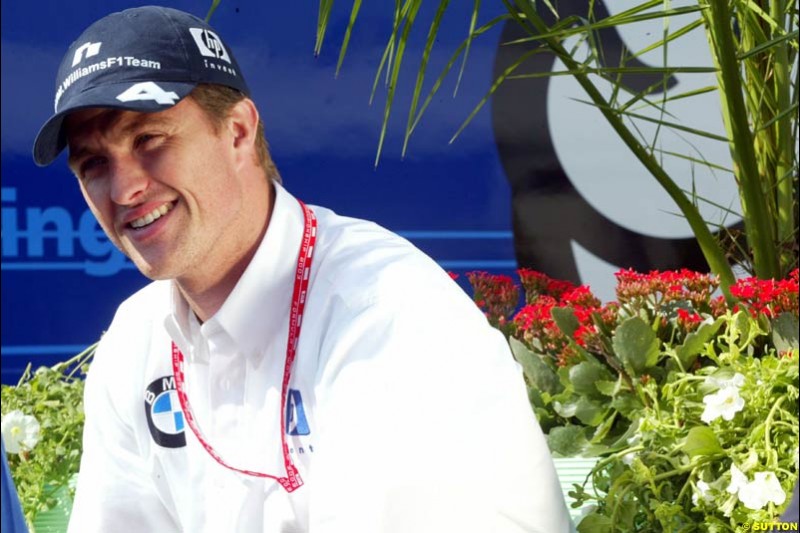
xmin=109 ymin=154 xmax=150 ymax=206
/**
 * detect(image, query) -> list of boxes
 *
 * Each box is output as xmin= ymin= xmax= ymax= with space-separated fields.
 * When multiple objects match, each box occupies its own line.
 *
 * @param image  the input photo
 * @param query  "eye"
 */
xmin=134 ymin=133 xmax=159 ymax=149
xmin=79 ymin=156 xmax=108 ymax=180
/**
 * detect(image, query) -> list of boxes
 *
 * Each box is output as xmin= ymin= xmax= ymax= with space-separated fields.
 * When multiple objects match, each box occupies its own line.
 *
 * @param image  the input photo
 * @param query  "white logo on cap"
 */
xmin=72 ymin=42 xmax=102 ymax=66
xmin=116 ymin=82 xmax=179 ymax=105
xmin=189 ymin=28 xmax=231 ymax=64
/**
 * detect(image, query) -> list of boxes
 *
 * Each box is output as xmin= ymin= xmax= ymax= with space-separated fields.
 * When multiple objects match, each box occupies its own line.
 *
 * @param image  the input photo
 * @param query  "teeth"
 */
xmin=130 ymin=202 xmax=174 ymax=229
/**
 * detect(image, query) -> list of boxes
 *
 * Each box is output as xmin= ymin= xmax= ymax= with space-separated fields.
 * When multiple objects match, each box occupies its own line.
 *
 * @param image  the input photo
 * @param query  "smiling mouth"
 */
xmin=129 ymin=201 xmax=176 ymax=229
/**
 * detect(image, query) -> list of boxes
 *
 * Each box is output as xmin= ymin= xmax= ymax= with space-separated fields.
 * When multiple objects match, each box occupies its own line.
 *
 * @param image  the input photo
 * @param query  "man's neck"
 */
xmin=177 ymin=182 xmax=275 ymax=323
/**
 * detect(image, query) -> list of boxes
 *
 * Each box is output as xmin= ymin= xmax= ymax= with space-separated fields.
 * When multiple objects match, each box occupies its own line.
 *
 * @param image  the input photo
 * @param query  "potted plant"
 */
xmin=466 ymin=268 xmax=799 ymax=530
xmin=1 ymin=345 xmax=94 ymax=532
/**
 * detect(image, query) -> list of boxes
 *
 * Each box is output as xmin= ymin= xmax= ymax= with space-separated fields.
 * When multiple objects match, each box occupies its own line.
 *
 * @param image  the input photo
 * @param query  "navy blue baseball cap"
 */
xmin=33 ymin=6 xmax=250 ymax=166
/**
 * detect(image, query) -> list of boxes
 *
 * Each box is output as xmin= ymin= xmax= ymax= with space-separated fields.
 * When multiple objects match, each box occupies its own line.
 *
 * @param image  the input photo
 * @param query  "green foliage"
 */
xmin=1 ymin=345 xmax=95 ymax=528
xmin=573 ymin=334 xmax=799 ymax=531
xmin=468 ymin=268 xmax=799 ymax=529
xmin=509 ymin=337 xmax=561 ymax=396
xmin=548 ymin=425 xmax=590 ymax=457
xmin=682 ymin=426 xmax=724 ymax=458
xmin=675 ymin=316 xmax=725 ymax=369
xmin=613 ymin=317 xmax=659 ymax=376
xmin=772 ymin=312 xmax=800 ymax=353
xmin=315 ymin=0 xmax=799 ymax=290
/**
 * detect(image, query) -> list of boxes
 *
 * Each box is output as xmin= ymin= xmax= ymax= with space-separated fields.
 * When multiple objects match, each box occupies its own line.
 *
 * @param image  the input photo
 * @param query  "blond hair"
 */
xmin=189 ymin=84 xmax=281 ymax=183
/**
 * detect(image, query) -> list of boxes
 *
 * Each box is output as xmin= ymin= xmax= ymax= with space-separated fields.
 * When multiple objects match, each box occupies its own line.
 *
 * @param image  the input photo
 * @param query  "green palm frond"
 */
xmin=309 ymin=0 xmax=797 ymax=287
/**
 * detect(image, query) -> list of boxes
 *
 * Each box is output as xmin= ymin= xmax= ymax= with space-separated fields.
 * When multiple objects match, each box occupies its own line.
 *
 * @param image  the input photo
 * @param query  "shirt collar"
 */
xmin=164 ymin=181 xmax=305 ymax=360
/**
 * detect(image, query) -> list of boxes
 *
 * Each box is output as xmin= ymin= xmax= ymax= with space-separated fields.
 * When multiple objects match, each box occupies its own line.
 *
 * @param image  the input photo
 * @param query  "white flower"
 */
xmin=729 ymin=373 xmax=745 ymax=388
xmin=725 ymin=464 xmax=787 ymax=512
xmin=708 ymin=372 xmax=746 ymax=390
xmin=692 ymin=480 xmax=714 ymax=505
xmin=757 ymin=471 xmax=788 ymax=506
xmin=701 ymin=386 xmax=745 ymax=423
xmin=1 ymin=410 xmax=41 ymax=454
xmin=622 ymin=452 xmax=638 ymax=466
xmin=726 ymin=464 xmax=748 ymax=495
xmin=737 ymin=472 xmax=787 ymax=510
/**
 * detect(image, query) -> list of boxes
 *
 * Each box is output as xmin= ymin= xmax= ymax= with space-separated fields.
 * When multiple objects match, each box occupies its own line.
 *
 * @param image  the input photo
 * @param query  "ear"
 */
xmin=226 ymin=98 xmax=260 ymax=169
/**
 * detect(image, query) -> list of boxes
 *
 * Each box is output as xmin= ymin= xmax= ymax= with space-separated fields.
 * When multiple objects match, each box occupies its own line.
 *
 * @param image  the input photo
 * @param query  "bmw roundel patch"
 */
xmin=144 ymin=375 xmax=186 ymax=448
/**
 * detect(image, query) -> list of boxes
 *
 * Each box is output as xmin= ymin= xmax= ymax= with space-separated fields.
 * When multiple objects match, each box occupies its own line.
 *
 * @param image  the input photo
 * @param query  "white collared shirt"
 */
xmin=68 ymin=183 xmax=573 ymax=533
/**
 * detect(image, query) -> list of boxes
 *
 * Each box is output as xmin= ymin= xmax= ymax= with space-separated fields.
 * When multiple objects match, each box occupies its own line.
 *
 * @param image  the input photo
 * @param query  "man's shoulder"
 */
xmin=308 ymin=206 xmax=480 ymax=327
xmin=86 ymin=280 xmax=172 ymax=404
xmin=98 ymin=279 xmax=171 ymax=351
xmin=312 ymin=206 xmax=449 ymax=300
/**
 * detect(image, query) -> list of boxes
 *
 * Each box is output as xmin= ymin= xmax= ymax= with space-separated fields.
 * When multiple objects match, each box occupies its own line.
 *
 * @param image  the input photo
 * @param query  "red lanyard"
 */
xmin=171 ymin=200 xmax=317 ymax=493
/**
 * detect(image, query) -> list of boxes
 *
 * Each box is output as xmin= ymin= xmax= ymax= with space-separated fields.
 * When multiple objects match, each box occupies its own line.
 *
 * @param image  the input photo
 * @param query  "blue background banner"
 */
xmin=2 ymin=1 xmax=740 ymax=383
xmin=2 ymin=1 xmax=516 ymax=382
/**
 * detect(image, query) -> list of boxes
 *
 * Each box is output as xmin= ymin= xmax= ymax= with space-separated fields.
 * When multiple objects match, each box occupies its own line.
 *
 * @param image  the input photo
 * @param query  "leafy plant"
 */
xmin=572 ymin=317 xmax=798 ymax=532
xmin=313 ymin=1 xmax=799 ymax=296
xmin=1 ymin=345 xmax=95 ymax=528
xmin=467 ymin=268 xmax=799 ymax=530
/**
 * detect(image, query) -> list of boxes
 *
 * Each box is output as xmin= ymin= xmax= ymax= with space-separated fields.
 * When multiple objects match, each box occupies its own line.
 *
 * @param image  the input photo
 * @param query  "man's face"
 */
xmin=66 ymin=97 xmax=258 ymax=282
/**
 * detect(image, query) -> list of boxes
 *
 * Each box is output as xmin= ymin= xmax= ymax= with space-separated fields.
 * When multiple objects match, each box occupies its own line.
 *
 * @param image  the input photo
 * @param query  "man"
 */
xmin=33 ymin=6 xmax=572 ymax=532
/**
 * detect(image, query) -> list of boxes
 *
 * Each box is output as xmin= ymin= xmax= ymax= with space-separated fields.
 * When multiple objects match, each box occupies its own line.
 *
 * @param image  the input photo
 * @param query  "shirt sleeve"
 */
xmin=310 ymin=277 xmax=575 ymax=533
xmin=68 ymin=330 xmax=179 ymax=533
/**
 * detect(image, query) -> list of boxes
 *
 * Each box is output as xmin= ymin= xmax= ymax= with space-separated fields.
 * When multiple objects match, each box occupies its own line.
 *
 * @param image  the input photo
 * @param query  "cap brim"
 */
xmin=33 ymin=80 xmax=197 ymax=167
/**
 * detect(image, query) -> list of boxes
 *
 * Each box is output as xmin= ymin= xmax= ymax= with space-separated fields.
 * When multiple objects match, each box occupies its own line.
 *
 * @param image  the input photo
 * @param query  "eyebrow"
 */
xmin=67 ymin=146 xmax=91 ymax=173
xmin=67 ymin=112 xmax=173 ymax=170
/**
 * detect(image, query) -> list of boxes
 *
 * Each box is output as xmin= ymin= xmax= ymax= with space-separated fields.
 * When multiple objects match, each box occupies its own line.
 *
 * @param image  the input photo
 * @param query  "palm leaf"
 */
xmin=453 ymin=0 xmax=481 ymax=98
xmin=315 ymin=0 xmax=335 ymax=56
xmin=205 ymin=0 xmax=222 ymax=22
xmin=374 ymin=0 xmax=423 ymax=166
xmin=334 ymin=0 xmax=364 ymax=76
xmin=402 ymin=0 xmax=451 ymax=157
xmin=408 ymin=14 xmax=510 ymax=135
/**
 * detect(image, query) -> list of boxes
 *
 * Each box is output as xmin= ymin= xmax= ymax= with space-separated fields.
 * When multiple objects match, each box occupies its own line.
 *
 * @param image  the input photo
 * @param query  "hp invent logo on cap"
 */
xmin=189 ymin=28 xmax=231 ymax=63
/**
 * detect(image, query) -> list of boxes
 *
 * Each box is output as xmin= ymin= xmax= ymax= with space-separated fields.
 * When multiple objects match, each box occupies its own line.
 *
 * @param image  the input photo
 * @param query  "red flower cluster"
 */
xmin=512 ymin=273 xmax=607 ymax=366
xmin=615 ymin=268 xmax=719 ymax=309
xmin=519 ymin=268 xmax=575 ymax=304
xmin=467 ymin=267 xmax=799 ymax=369
xmin=466 ymin=272 xmax=520 ymax=323
xmin=676 ymin=308 xmax=703 ymax=332
xmin=572 ymin=301 xmax=619 ymax=352
xmin=730 ymin=269 xmax=799 ymax=317
xmin=557 ymin=345 xmax=582 ymax=368
xmin=561 ymin=285 xmax=602 ymax=310
xmin=513 ymin=295 xmax=566 ymax=355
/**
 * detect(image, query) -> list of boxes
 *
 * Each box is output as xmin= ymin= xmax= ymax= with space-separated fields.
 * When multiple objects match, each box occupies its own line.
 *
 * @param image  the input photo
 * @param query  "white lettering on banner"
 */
xmin=72 ymin=41 xmax=101 ymax=66
xmin=116 ymin=82 xmax=179 ymax=105
xmin=54 ymin=56 xmax=162 ymax=111
xmin=1 ymin=187 xmax=131 ymax=276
